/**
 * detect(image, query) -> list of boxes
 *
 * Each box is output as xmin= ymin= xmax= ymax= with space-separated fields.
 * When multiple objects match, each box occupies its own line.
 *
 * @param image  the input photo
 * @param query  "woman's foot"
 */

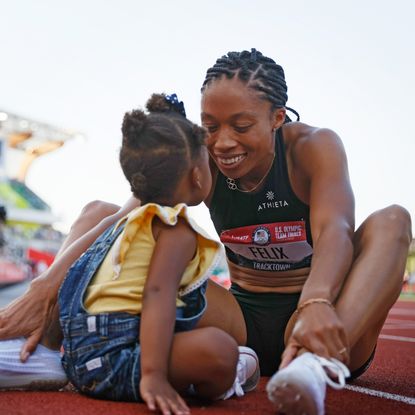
xmin=0 ymin=338 xmax=68 ymax=390
xmin=266 ymin=352 xmax=350 ymax=415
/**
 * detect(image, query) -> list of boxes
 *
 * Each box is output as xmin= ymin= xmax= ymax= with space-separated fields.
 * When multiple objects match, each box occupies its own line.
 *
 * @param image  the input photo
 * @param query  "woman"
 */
xmin=0 ymin=49 xmax=411 ymax=414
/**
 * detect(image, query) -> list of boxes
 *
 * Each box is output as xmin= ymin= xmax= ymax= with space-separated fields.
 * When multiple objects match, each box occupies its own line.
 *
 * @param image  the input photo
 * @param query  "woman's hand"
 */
xmin=280 ymin=303 xmax=349 ymax=369
xmin=140 ymin=373 xmax=190 ymax=415
xmin=0 ymin=273 xmax=57 ymax=362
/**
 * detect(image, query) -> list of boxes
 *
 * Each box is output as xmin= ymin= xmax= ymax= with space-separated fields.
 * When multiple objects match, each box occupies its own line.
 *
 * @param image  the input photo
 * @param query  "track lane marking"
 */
xmin=388 ymin=308 xmax=415 ymax=316
xmin=379 ymin=334 xmax=415 ymax=342
xmin=384 ymin=318 xmax=415 ymax=324
xmin=345 ymin=384 xmax=415 ymax=405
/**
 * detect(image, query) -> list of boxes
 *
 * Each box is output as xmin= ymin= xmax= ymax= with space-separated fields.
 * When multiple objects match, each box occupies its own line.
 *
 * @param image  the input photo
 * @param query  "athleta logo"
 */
xmin=258 ymin=190 xmax=289 ymax=212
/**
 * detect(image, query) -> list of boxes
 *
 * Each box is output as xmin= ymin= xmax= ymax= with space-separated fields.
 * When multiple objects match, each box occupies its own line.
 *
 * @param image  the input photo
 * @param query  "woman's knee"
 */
xmin=80 ymin=200 xmax=121 ymax=219
xmin=71 ymin=200 xmax=120 ymax=232
xmin=360 ymin=204 xmax=412 ymax=244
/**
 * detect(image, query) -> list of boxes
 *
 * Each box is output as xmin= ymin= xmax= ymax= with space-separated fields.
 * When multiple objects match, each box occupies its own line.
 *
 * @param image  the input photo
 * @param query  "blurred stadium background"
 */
xmin=0 ymin=109 xmax=76 ymax=285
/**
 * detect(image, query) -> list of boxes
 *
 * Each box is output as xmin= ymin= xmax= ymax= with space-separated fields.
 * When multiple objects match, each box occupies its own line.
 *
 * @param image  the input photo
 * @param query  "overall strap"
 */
xmin=58 ymin=222 xmax=125 ymax=318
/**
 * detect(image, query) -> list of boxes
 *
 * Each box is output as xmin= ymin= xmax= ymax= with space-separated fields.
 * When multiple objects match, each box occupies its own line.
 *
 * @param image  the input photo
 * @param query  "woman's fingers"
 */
xmin=289 ymin=306 xmax=350 ymax=364
xmin=0 ymin=275 xmax=57 ymax=362
xmin=310 ymin=323 xmax=349 ymax=364
xmin=20 ymin=333 xmax=42 ymax=362
xmin=279 ymin=340 xmax=301 ymax=369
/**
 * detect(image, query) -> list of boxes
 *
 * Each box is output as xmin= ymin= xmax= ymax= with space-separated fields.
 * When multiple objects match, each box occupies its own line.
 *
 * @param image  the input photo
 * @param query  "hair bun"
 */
xmin=146 ymin=93 xmax=171 ymax=113
xmin=146 ymin=93 xmax=186 ymax=117
xmin=121 ymin=109 xmax=147 ymax=143
xmin=130 ymin=171 xmax=147 ymax=196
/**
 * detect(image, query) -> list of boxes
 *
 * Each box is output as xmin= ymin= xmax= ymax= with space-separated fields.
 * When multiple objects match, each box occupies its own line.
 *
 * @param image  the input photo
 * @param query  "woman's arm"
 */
xmin=283 ymin=128 xmax=354 ymax=365
xmin=0 ymin=196 xmax=140 ymax=361
xmin=139 ymin=217 xmax=196 ymax=415
xmin=300 ymin=128 xmax=355 ymax=302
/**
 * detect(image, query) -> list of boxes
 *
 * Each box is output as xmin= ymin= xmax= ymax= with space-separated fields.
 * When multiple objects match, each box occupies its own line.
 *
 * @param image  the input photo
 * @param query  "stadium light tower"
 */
xmin=0 ymin=109 xmax=84 ymax=227
xmin=0 ymin=109 xmax=83 ymax=182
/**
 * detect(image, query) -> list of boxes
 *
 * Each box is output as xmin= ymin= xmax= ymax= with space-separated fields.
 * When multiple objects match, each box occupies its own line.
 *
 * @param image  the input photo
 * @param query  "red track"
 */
xmin=1 ymin=300 xmax=414 ymax=415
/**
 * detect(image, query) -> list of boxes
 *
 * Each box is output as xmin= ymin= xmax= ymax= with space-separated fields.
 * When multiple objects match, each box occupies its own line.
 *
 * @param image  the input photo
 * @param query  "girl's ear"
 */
xmin=191 ymin=166 xmax=202 ymax=189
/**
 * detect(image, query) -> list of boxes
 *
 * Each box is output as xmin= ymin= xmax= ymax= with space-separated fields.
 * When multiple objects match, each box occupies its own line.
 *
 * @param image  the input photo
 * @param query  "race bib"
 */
xmin=220 ymin=221 xmax=312 ymax=271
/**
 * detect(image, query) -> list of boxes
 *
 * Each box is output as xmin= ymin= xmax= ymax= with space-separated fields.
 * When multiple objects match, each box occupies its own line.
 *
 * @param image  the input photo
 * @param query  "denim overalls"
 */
xmin=59 ymin=222 xmax=208 ymax=402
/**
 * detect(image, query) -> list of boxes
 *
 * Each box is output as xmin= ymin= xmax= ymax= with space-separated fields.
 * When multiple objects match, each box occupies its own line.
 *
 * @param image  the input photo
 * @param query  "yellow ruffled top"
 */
xmin=84 ymin=203 xmax=221 ymax=314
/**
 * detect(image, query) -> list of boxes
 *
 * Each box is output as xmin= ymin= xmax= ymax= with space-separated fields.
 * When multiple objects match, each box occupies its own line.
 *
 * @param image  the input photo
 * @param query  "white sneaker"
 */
xmin=220 ymin=346 xmax=260 ymax=400
xmin=0 ymin=337 xmax=68 ymax=390
xmin=266 ymin=352 xmax=350 ymax=415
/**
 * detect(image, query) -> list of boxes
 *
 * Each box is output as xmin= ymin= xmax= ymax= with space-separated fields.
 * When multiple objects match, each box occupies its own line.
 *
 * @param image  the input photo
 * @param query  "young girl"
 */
xmin=56 ymin=93 xmax=259 ymax=414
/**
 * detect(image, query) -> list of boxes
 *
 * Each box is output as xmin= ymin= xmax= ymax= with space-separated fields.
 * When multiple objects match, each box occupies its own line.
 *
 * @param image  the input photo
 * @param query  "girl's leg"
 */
xmin=141 ymin=327 xmax=260 ymax=414
xmin=167 ymin=327 xmax=239 ymax=399
xmin=197 ymin=280 xmax=247 ymax=346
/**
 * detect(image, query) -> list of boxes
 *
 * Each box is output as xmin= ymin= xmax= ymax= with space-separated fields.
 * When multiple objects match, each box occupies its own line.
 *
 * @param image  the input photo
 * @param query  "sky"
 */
xmin=1 ymin=0 xmax=414 ymax=238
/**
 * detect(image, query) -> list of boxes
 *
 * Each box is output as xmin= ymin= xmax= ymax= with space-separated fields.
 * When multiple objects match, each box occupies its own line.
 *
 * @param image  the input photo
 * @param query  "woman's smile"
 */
xmin=215 ymin=153 xmax=247 ymax=170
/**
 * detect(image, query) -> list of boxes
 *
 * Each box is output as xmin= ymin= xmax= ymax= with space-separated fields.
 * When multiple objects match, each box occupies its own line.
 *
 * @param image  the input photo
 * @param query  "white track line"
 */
xmin=384 ymin=321 xmax=415 ymax=325
xmin=388 ymin=309 xmax=415 ymax=316
xmin=383 ymin=324 xmax=415 ymax=330
xmin=345 ymin=384 xmax=415 ymax=405
xmin=379 ymin=334 xmax=415 ymax=342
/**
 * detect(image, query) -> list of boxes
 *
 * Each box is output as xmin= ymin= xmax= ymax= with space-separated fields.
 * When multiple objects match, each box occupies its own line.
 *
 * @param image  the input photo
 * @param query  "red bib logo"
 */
xmin=252 ymin=226 xmax=271 ymax=245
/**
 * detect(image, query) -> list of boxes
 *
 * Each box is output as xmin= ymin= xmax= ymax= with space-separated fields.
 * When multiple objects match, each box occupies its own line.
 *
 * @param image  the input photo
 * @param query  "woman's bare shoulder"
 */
xmin=283 ymin=122 xmax=342 ymax=147
xmin=283 ymin=122 xmax=345 ymax=163
xmin=282 ymin=122 xmax=348 ymax=187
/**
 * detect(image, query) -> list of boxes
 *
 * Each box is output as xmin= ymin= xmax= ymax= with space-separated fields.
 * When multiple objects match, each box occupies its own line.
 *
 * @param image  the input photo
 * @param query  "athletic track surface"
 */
xmin=1 ymin=299 xmax=414 ymax=415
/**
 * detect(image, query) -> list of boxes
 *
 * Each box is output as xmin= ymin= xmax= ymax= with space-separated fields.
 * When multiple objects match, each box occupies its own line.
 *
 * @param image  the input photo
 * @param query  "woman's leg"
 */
xmin=55 ymin=200 xmax=122 ymax=254
xmin=0 ymin=197 xmax=140 ymax=358
xmin=336 ymin=204 xmax=411 ymax=371
xmin=284 ymin=205 xmax=412 ymax=372
xmin=196 ymin=280 xmax=247 ymax=346
xmin=41 ymin=200 xmax=122 ymax=349
xmin=41 ymin=200 xmax=124 ymax=349
xmin=268 ymin=206 xmax=410 ymax=414
xmin=42 ymin=198 xmax=144 ymax=348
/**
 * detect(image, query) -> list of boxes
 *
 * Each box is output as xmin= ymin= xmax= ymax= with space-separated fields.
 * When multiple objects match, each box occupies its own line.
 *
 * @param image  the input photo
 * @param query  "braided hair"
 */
xmin=201 ymin=48 xmax=299 ymax=122
xmin=119 ymin=93 xmax=206 ymax=204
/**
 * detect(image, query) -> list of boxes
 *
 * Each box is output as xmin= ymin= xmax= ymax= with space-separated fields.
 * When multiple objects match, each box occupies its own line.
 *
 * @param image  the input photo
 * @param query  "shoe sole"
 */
xmin=0 ymin=378 xmax=68 ymax=391
xmin=0 ymin=338 xmax=68 ymax=391
xmin=267 ymin=374 xmax=322 ymax=415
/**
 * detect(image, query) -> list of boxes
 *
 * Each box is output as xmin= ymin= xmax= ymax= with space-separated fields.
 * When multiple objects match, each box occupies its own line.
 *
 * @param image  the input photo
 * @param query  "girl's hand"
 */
xmin=140 ymin=374 xmax=190 ymax=415
xmin=0 ymin=273 xmax=56 ymax=361
xmin=280 ymin=303 xmax=349 ymax=369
